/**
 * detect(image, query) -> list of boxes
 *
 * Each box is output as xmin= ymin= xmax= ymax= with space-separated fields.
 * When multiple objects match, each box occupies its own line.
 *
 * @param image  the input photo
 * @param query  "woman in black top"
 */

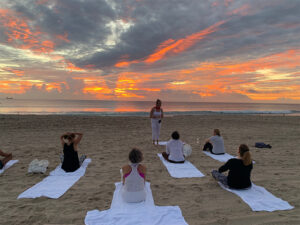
xmin=60 ymin=132 xmax=85 ymax=172
xmin=212 ymin=144 xmax=253 ymax=189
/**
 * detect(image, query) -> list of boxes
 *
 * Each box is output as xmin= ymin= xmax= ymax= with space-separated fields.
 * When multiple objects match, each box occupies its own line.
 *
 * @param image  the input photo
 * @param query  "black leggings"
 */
xmin=203 ymin=142 xmax=225 ymax=155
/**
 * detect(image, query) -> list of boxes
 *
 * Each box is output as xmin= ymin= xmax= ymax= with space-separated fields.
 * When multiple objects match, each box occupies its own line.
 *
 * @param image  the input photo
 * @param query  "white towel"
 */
xmin=85 ymin=182 xmax=188 ymax=225
xmin=203 ymin=151 xmax=234 ymax=162
xmin=18 ymin=158 xmax=91 ymax=199
xmin=157 ymin=153 xmax=204 ymax=178
xmin=219 ymin=182 xmax=294 ymax=211
xmin=0 ymin=160 xmax=18 ymax=174
xmin=158 ymin=141 xmax=168 ymax=146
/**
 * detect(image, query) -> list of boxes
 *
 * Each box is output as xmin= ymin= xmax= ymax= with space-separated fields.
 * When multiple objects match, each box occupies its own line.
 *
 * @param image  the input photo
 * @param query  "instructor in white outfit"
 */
xmin=150 ymin=99 xmax=164 ymax=145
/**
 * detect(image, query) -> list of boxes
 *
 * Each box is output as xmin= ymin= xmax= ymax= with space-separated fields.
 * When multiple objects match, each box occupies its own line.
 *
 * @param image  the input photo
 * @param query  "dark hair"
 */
xmin=214 ymin=129 xmax=221 ymax=136
xmin=156 ymin=99 xmax=161 ymax=104
xmin=129 ymin=148 xmax=143 ymax=163
xmin=171 ymin=131 xmax=180 ymax=140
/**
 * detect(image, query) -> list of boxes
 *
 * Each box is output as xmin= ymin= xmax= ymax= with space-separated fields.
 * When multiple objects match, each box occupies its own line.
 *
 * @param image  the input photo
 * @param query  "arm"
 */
xmin=122 ymin=165 xmax=131 ymax=185
xmin=138 ymin=164 xmax=147 ymax=183
xmin=218 ymin=159 xmax=232 ymax=173
xmin=166 ymin=142 xmax=170 ymax=154
xmin=150 ymin=107 xmax=154 ymax=118
xmin=73 ymin=133 xmax=83 ymax=145
xmin=60 ymin=132 xmax=70 ymax=147
xmin=160 ymin=109 xmax=164 ymax=119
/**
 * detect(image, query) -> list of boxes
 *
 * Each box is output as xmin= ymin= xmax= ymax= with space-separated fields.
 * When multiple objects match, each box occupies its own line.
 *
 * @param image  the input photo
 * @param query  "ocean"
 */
xmin=1 ymin=99 xmax=300 ymax=116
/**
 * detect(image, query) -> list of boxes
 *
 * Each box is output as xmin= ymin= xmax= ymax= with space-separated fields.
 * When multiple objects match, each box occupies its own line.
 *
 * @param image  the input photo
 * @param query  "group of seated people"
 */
xmin=121 ymin=129 xmax=253 ymax=203
xmin=0 ymin=129 xmax=253 ymax=204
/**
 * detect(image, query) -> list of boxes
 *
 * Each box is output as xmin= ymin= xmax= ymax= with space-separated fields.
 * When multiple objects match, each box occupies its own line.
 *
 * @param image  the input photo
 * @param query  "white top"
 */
xmin=153 ymin=109 xmax=162 ymax=118
xmin=209 ymin=135 xmax=225 ymax=154
xmin=123 ymin=164 xmax=145 ymax=192
xmin=166 ymin=139 xmax=185 ymax=162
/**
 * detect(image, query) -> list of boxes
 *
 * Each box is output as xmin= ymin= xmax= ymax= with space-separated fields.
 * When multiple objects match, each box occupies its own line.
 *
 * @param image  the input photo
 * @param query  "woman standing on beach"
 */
xmin=150 ymin=99 xmax=164 ymax=145
xmin=211 ymin=144 xmax=253 ymax=189
xmin=121 ymin=148 xmax=146 ymax=203
xmin=60 ymin=132 xmax=85 ymax=172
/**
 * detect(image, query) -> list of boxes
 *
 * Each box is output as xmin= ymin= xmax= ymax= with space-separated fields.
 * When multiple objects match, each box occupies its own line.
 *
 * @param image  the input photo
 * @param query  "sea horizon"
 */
xmin=1 ymin=98 xmax=300 ymax=116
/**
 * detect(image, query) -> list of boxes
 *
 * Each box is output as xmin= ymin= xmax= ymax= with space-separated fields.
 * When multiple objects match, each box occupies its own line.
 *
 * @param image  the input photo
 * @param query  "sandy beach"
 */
xmin=0 ymin=114 xmax=299 ymax=225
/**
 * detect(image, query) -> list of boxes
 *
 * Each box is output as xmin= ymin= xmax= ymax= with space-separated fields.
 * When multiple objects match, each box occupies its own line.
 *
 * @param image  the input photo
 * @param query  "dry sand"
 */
xmin=0 ymin=114 xmax=299 ymax=225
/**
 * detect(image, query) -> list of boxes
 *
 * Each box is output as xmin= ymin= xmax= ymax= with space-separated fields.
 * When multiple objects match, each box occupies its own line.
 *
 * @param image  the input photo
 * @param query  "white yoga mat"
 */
xmin=157 ymin=153 xmax=204 ymax=178
xmin=203 ymin=151 xmax=234 ymax=162
xmin=85 ymin=182 xmax=188 ymax=225
xmin=0 ymin=160 xmax=18 ymax=174
xmin=18 ymin=158 xmax=91 ymax=199
xmin=219 ymin=182 xmax=294 ymax=212
xmin=158 ymin=141 xmax=168 ymax=146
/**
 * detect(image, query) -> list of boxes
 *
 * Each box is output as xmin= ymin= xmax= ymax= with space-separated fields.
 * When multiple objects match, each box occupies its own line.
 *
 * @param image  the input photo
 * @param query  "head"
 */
xmin=129 ymin=148 xmax=143 ymax=164
xmin=63 ymin=133 xmax=75 ymax=144
xmin=214 ymin=129 xmax=221 ymax=136
xmin=171 ymin=131 xmax=180 ymax=140
xmin=156 ymin=99 xmax=162 ymax=108
xmin=238 ymin=144 xmax=252 ymax=166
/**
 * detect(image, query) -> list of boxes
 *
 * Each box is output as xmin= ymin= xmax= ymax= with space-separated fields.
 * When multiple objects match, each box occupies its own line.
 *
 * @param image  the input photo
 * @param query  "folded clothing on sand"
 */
xmin=255 ymin=142 xmax=272 ymax=148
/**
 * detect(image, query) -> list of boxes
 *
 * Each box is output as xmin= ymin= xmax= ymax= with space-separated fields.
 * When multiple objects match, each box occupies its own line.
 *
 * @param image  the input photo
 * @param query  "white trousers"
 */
xmin=151 ymin=118 xmax=161 ymax=140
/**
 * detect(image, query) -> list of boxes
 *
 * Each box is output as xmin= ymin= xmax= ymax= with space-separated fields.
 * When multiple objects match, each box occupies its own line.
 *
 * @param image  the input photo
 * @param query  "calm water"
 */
xmin=1 ymin=99 xmax=300 ymax=116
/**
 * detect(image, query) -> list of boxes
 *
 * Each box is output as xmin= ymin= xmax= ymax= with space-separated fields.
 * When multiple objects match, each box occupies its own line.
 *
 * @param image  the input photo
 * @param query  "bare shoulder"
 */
xmin=138 ymin=164 xmax=147 ymax=173
xmin=122 ymin=165 xmax=131 ymax=173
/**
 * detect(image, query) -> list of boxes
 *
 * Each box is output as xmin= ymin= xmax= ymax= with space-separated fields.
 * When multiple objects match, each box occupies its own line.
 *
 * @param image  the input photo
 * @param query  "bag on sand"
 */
xmin=183 ymin=144 xmax=192 ymax=157
xmin=28 ymin=159 xmax=49 ymax=174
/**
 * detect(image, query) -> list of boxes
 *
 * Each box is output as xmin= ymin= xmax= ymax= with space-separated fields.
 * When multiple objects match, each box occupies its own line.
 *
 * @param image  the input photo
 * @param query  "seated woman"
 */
xmin=121 ymin=148 xmax=146 ymax=203
xmin=203 ymin=129 xmax=225 ymax=155
xmin=211 ymin=144 xmax=253 ymax=189
xmin=162 ymin=131 xmax=185 ymax=163
xmin=0 ymin=149 xmax=12 ymax=170
xmin=60 ymin=132 xmax=85 ymax=172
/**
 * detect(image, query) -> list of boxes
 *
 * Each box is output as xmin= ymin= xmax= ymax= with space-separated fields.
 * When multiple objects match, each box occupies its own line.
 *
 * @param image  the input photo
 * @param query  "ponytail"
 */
xmin=239 ymin=144 xmax=252 ymax=166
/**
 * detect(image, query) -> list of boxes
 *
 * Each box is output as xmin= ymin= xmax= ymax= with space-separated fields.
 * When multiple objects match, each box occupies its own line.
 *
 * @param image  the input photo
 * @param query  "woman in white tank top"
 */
xmin=150 ymin=99 xmax=164 ymax=145
xmin=121 ymin=148 xmax=146 ymax=203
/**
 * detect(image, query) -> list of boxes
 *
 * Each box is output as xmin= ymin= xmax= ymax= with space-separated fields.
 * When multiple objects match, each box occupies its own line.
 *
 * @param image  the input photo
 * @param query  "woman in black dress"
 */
xmin=60 ymin=132 xmax=85 ymax=172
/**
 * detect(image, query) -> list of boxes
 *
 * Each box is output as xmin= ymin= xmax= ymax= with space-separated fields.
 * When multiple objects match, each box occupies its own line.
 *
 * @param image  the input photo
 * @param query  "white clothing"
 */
xmin=209 ymin=135 xmax=225 ymax=154
xmin=151 ymin=118 xmax=161 ymax=140
xmin=122 ymin=164 xmax=146 ymax=203
xmin=166 ymin=139 xmax=185 ymax=162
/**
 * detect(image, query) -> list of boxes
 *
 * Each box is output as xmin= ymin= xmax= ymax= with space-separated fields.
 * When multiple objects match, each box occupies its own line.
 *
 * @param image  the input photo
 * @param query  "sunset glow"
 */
xmin=0 ymin=0 xmax=299 ymax=102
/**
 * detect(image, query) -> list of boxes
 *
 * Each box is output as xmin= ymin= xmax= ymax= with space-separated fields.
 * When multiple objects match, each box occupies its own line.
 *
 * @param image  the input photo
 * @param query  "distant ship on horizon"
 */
xmin=6 ymin=97 xmax=13 ymax=100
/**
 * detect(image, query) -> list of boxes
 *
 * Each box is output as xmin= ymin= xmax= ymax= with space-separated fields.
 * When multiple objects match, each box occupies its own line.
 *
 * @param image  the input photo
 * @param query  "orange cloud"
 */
xmin=115 ymin=20 xmax=226 ymax=67
xmin=0 ymin=80 xmax=32 ymax=94
xmin=0 ymin=9 xmax=56 ymax=53
xmin=56 ymin=32 xmax=70 ymax=43
xmin=3 ymin=67 xmax=25 ymax=76
xmin=227 ymin=4 xmax=251 ymax=16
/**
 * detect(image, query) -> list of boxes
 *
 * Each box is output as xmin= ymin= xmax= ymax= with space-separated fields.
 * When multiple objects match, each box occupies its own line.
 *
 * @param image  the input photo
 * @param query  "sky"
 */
xmin=0 ymin=0 xmax=299 ymax=103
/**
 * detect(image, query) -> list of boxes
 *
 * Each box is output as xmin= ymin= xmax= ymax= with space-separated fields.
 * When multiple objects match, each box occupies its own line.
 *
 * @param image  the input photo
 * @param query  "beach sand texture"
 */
xmin=0 ymin=114 xmax=299 ymax=225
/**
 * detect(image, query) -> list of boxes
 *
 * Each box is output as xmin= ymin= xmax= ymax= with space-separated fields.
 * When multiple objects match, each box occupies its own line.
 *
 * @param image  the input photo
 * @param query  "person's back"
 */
xmin=122 ymin=163 xmax=146 ymax=203
xmin=62 ymin=143 xmax=79 ymax=172
xmin=219 ymin=158 xmax=253 ymax=189
xmin=209 ymin=135 xmax=225 ymax=154
xmin=166 ymin=139 xmax=185 ymax=162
